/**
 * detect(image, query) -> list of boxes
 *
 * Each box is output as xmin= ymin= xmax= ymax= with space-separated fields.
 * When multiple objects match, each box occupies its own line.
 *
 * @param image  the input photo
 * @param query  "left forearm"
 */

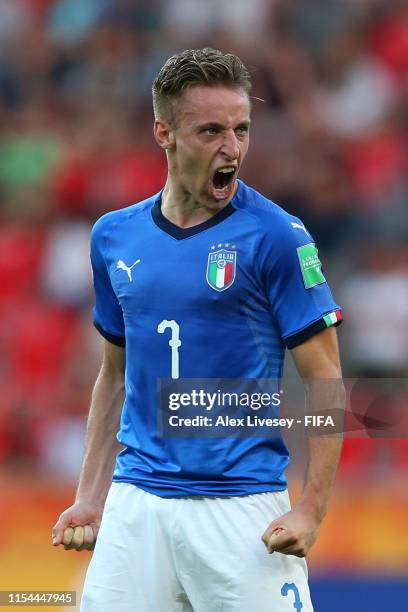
xmin=297 ymin=379 xmax=345 ymax=521
xmin=298 ymin=436 xmax=343 ymax=522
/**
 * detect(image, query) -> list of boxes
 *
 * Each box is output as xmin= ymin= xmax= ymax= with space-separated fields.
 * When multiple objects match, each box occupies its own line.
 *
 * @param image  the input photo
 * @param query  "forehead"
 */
xmin=176 ymin=85 xmax=251 ymax=126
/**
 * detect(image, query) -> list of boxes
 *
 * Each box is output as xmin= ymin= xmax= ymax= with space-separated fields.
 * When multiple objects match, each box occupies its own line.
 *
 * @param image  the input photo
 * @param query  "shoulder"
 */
xmin=91 ymin=194 xmax=158 ymax=244
xmin=234 ymin=181 xmax=313 ymax=249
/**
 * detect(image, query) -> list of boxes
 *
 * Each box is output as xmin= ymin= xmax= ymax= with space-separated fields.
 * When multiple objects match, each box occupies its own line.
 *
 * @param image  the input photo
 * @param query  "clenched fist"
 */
xmin=52 ymin=502 xmax=102 ymax=552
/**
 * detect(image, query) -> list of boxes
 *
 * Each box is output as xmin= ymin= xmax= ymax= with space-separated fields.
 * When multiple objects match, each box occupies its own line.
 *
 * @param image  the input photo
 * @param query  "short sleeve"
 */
xmin=90 ymin=218 xmax=125 ymax=346
xmin=260 ymin=220 xmax=342 ymax=349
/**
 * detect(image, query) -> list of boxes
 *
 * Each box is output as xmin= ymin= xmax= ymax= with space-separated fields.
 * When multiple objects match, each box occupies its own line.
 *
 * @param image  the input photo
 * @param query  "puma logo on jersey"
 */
xmin=116 ymin=259 xmax=141 ymax=282
xmin=291 ymin=222 xmax=309 ymax=235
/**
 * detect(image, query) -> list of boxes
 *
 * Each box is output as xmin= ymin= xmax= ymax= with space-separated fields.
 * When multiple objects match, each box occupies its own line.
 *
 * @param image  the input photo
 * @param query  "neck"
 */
xmin=161 ymin=175 xmax=235 ymax=229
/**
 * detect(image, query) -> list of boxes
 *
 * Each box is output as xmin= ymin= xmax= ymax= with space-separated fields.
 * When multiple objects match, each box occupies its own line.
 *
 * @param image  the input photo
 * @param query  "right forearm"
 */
xmin=75 ymin=366 xmax=125 ymax=508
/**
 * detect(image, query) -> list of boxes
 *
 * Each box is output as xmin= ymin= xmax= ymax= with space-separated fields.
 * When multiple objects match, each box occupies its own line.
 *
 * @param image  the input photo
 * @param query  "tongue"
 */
xmin=213 ymin=171 xmax=231 ymax=189
xmin=211 ymin=178 xmax=234 ymax=201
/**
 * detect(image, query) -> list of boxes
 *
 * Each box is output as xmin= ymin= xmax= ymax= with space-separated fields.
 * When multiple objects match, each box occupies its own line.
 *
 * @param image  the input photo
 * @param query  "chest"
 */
xmin=107 ymin=229 xmax=267 ymax=317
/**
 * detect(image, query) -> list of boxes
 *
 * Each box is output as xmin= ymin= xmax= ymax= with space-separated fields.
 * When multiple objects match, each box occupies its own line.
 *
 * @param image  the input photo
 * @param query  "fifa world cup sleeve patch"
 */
xmin=297 ymin=243 xmax=326 ymax=289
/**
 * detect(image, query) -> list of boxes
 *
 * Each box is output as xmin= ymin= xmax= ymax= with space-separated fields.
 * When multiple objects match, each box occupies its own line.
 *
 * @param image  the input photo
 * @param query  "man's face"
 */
xmin=169 ymin=85 xmax=251 ymax=207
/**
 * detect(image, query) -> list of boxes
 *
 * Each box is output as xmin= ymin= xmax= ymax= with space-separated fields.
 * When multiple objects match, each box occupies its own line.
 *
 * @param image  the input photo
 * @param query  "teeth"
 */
xmin=216 ymin=184 xmax=230 ymax=192
xmin=217 ymin=167 xmax=235 ymax=174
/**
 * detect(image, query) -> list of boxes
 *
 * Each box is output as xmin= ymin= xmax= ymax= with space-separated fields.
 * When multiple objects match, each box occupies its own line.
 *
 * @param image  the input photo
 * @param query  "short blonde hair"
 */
xmin=152 ymin=48 xmax=251 ymax=123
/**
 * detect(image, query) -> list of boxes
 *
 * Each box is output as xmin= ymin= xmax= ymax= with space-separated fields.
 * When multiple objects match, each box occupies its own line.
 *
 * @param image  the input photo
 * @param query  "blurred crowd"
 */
xmin=0 ymin=0 xmax=407 ymax=479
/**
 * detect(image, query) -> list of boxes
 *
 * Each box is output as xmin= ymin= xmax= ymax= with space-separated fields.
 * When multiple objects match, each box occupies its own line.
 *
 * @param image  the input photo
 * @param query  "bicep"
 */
xmin=101 ymin=339 xmax=126 ymax=379
xmin=291 ymin=327 xmax=342 ymax=379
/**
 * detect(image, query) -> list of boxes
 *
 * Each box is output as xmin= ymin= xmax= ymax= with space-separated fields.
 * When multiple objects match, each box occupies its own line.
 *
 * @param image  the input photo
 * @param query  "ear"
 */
xmin=154 ymin=119 xmax=176 ymax=151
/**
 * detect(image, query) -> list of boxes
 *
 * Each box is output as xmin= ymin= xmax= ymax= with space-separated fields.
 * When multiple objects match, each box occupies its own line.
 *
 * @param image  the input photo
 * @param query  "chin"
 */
xmin=205 ymin=194 xmax=230 ymax=208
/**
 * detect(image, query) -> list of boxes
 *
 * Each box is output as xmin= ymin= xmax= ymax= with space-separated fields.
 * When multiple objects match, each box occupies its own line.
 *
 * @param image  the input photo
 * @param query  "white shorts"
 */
xmin=81 ymin=483 xmax=314 ymax=612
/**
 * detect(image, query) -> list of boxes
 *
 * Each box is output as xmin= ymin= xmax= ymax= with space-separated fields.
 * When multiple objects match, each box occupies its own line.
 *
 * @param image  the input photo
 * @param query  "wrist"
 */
xmin=296 ymin=495 xmax=327 ymax=524
xmin=75 ymin=486 xmax=109 ymax=509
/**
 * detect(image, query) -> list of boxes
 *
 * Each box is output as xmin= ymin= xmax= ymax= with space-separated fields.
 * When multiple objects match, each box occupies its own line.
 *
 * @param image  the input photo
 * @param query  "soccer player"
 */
xmin=52 ymin=48 xmax=344 ymax=611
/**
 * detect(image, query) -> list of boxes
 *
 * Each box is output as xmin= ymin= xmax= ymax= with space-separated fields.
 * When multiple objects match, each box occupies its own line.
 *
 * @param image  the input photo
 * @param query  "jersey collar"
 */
xmin=151 ymin=188 xmax=238 ymax=240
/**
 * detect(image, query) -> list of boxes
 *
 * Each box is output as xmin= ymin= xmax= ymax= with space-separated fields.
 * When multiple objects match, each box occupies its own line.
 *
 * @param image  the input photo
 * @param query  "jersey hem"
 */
xmin=111 ymin=477 xmax=288 ymax=498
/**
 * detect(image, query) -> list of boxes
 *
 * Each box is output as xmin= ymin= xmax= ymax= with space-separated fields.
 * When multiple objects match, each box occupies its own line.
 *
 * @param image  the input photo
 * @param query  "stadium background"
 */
xmin=0 ymin=0 xmax=407 ymax=610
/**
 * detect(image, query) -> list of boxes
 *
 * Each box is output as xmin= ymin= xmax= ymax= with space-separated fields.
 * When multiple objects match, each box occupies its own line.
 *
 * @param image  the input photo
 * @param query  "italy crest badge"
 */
xmin=206 ymin=245 xmax=237 ymax=292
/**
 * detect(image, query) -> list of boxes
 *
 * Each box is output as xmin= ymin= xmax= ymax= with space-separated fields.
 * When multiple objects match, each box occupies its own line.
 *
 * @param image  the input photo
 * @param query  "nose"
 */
xmin=220 ymin=129 xmax=240 ymax=160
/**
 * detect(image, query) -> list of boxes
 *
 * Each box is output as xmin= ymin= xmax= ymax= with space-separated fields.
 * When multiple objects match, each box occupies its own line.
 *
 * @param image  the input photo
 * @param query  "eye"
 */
xmin=201 ymin=127 xmax=219 ymax=135
xmin=235 ymin=126 xmax=249 ymax=137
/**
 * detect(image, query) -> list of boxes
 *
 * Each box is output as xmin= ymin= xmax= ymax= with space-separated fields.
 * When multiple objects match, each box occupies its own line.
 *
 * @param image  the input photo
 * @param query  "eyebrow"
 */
xmin=197 ymin=120 xmax=251 ymax=130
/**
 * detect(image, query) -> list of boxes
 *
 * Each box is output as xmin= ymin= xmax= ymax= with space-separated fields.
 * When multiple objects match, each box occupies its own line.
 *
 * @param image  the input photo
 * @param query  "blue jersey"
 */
xmin=91 ymin=180 xmax=342 ymax=497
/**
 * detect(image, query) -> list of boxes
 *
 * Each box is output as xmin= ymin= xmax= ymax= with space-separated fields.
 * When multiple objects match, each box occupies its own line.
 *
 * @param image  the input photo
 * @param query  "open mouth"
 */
xmin=211 ymin=166 xmax=236 ymax=197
